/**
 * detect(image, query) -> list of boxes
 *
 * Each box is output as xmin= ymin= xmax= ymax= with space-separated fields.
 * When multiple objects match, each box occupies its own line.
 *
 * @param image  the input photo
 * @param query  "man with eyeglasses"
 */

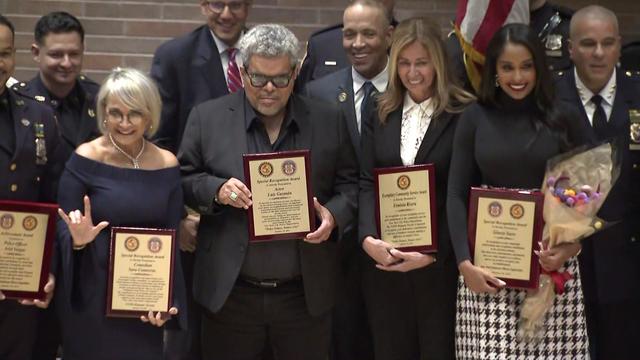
xmin=150 ymin=2 xmax=250 ymax=359
xmin=179 ymin=24 xmax=358 ymax=360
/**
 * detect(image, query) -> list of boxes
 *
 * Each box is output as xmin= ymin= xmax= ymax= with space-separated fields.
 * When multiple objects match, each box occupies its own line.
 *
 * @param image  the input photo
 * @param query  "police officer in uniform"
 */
xmin=554 ymin=6 xmax=640 ymax=359
xmin=18 ymin=12 xmax=100 ymax=360
xmin=529 ymin=0 xmax=573 ymax=72
xmin=24 ymin=12 xmax=100 ymax=162
xmin=0 ymin=14 xmax=60 ymax=360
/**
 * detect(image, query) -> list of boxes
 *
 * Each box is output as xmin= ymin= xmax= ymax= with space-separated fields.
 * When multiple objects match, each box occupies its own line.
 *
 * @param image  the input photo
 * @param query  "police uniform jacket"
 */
xmin=21 ymin=75 xmax=100 ymax=162
xmin=296 ymin=24 xmax=349 ymax=92
xmin=1 ymin=86 xmax=60 ymax=202
xmin=530 ymin=2 xmax=573 ymax=72
xmin=554 ymin=69 xmax=640 ymax=304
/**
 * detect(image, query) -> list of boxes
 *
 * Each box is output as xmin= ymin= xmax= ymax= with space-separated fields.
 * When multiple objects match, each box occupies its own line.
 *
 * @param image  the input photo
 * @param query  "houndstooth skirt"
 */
xmin=455 ymin=257 xmax=590 ymax=359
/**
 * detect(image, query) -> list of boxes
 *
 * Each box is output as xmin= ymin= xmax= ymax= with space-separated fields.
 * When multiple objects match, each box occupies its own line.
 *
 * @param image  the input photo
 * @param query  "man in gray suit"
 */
xmin=304 ymin=1 xmax=393 ymax=359
xmin=179 ymin=24 xmax=358 ymax=360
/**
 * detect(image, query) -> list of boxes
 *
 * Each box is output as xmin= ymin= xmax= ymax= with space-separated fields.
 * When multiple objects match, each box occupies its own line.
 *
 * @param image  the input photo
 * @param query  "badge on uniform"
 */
xmin=34 ymin=122 xmax=48 ymax=165
xmin=629 ymin=109 xmax=640 ymax=150
xmin=338 ymin=92 xmax=348 ymax=103
xmin=545 ymin=34 xmax=563 ymax=57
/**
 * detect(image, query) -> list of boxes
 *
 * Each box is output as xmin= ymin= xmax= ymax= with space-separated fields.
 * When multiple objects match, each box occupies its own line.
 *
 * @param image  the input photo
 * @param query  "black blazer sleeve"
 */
xmin=178 ymin=105 xmax=227 ymax=215
xmin=322 ymin=109 xmax=359 ymax=241
xmin=358 ymin=107 xmax=379 ymax=243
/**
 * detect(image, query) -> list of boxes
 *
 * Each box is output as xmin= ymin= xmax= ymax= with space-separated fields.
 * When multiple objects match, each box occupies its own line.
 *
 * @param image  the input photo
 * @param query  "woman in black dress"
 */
xmin=56 ymin=68 xmax=187 ymax=360
xmin=447 ymin=23 xmax=590 ymax=357
xmin=358 ymin=17 xmax=474 ymax=359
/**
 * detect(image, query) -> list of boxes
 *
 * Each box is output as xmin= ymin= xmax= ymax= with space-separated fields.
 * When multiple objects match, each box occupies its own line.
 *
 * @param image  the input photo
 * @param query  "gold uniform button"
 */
xmin=9 ymin=163 xmax=16 ymax=171
xmin=10 ymin=184 xmax=18 ymax=192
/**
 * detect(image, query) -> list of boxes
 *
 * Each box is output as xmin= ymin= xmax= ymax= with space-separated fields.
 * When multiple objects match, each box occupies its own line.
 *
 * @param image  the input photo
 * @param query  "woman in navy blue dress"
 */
xmin=56 ymin=68 xmax=186 ymax=360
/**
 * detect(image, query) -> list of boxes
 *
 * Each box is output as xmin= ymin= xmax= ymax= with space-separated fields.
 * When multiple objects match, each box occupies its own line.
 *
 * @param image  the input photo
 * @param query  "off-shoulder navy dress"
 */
xmin=56 ymin=153 xmax=186 ymax=360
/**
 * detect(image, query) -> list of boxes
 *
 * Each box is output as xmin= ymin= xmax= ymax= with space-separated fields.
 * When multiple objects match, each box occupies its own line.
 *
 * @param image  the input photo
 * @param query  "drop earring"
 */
xmin=495 ymin=75 xmax=500 ymax=87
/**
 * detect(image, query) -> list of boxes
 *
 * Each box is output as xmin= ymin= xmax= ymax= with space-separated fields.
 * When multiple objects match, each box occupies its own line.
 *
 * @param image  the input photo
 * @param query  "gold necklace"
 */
xmin=108 ymin=133 xmax=145 ymax=169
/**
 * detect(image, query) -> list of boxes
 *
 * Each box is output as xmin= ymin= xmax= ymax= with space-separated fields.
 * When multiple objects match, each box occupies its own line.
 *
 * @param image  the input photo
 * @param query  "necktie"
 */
xmin=227 ymin=48 xmax=243 ymax=93
xmin=360 ymin=81 xmax=376 ymax=133
xmin=590 ymin=95 xmax=608 ymax=140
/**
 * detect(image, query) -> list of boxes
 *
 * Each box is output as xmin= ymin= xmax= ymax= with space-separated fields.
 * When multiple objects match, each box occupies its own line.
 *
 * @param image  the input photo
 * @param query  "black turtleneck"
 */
xmin=446 ymin=92 xmax=567 ymax=263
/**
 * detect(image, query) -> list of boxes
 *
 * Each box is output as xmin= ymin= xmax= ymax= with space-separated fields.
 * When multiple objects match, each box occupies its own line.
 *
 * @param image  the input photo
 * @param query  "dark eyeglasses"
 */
xmin=243 ymin=68 xmax=294 ymax=88
xmin=205 ymin=1 xmax=246 ymax=14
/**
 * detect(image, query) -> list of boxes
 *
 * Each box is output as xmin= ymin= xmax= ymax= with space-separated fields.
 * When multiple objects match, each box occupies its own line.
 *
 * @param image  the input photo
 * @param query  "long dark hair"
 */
xmin=479 ymin=23 xmax=569 ymax=142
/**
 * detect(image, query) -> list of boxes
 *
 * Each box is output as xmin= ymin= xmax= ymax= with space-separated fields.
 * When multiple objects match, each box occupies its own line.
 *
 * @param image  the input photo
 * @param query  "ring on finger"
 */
xmin=230 ymin=191 xmax=238 ymax=202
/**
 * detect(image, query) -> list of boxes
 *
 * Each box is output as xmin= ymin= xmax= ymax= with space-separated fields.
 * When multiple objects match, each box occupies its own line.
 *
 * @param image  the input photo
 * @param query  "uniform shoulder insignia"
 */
xmin=5 ymin=76 xmax=18 ymax=88
xmin=78 ymin=74 xmax=100 ymax=89
xmin=10 ymin=87 xmax=43 ymax=103
xmin=627 ymin=71 xmax=640 ymax=81
xmin=13 ymin=80 xmax=33 ymax=92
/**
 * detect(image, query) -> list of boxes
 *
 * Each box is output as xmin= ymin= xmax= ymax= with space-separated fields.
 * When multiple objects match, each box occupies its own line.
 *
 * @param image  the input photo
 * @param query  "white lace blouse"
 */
xmin=400 ymin=94 xmax=434 ymax=166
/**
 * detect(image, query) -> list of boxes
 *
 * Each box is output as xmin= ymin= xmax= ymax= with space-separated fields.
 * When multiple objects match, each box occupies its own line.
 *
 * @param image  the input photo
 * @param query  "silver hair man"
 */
xmin=237 ymin=24 xmax=300 ymax=69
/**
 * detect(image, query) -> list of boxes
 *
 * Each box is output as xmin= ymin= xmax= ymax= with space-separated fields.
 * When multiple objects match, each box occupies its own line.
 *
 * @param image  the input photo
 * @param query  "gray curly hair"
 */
xmin=237 ymin=24 xmax=300 ymax=69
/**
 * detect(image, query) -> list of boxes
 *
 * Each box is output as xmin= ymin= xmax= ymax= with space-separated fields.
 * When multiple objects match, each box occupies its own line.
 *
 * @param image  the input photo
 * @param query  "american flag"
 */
xmin=454 ymin=0 xmax=529 ymax=91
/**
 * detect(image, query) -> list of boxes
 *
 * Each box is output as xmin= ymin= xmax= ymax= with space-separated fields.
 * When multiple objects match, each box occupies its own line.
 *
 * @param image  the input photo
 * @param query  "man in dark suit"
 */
xmin=179 ymin=24 xmax=358 ymax=360
xmin=296 ymin=0 xmax=395 ymax=91
xmin=304 ymin=1 xmax=392 ymax=358
xmin=151 ymin=0 xmax=251 ymax=154
xmin=554 ymin=5 xmax=640 ymax=359
xmin=18 ymin=12 xmax=100 ymax=360
xmin=0 ymin=15 xmax=59 ymax=360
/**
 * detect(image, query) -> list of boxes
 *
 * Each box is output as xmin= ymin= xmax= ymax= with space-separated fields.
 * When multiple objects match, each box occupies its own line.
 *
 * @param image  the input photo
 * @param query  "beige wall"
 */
xmin=2 ymin=0 xmax=638 ymax=83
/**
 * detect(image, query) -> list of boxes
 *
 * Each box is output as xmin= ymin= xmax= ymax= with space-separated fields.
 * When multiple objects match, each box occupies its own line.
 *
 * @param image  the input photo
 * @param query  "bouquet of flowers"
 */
xmin=518 ymin=142 xmax=620 ymax=341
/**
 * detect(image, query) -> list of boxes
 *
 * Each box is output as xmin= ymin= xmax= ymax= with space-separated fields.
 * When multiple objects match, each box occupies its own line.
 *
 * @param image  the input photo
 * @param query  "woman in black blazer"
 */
xmin=358 ymin=17 xmax=474 ymax=360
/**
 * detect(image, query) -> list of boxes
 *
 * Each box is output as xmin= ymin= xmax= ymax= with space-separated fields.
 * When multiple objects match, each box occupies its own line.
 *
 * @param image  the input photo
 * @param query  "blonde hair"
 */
xmin=96 ymin=67 xmax=161 ymax=137
xmin=377 ymin=17 xmax=474 ymax=123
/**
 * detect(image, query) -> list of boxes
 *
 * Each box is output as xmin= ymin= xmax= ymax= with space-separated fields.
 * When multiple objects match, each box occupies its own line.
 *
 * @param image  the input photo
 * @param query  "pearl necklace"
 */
xmin=108 ymin=133 xmax=145 ymax=169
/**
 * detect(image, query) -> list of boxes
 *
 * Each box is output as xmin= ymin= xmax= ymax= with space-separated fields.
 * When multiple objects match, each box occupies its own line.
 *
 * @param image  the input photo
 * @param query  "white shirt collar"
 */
xmin=352 ymin=58 xmax=390 ymax=94
xmin=402 ymin=94 xmax=434 ymax=118
xmin=574 ymin=67 xmax=617 ymax=107
xmin=210 ymin=29 xmax=239 ymax=54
